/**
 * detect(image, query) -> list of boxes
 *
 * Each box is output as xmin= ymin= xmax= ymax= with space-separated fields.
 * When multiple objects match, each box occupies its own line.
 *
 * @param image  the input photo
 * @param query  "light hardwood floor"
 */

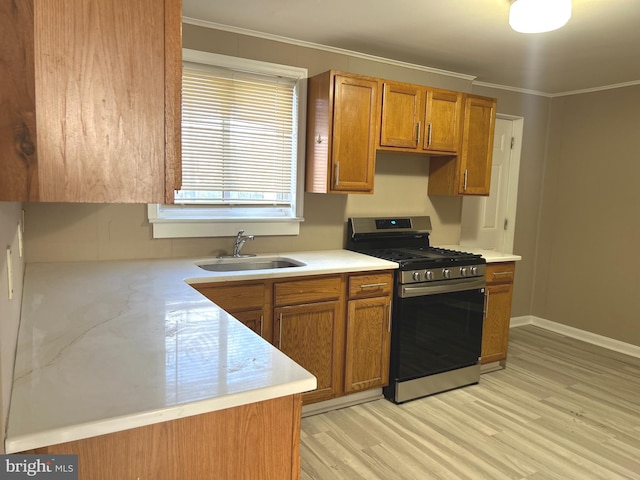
xmin=300 ymin=325 xmax=640 ymax=479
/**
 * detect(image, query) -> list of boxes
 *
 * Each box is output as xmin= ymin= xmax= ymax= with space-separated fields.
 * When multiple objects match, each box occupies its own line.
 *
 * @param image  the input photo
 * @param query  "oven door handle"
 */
xmin=400 ymin=277 xmax=485 ymax=298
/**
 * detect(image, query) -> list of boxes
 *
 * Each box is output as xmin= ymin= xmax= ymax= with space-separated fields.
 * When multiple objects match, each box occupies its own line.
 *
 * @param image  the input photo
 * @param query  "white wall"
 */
xmin=0 ymin=202 xmax=24 ymax=453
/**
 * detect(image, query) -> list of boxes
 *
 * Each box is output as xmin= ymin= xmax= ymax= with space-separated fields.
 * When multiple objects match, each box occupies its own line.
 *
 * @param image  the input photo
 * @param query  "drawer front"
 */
xmin=485 ymin=262 xmax=516 ymax=285
xmin=348 ymin=272 xmax=393 ymax=298
xmin=196 ymin=284 xmax=266 ymax=312
xmin=274 ymin=276 xmax=342 ymax=306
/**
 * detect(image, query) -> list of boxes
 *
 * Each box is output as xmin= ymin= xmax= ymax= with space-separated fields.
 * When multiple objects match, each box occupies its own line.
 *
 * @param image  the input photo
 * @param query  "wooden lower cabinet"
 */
xmin=481 ymin=262 xmax=516 ymax=365
xmin=274 ymin=275 xmax=344 ymax=404
xmin=31 ymin=394 xmax=303 ymax=480
xmin=192 ymin=270 xmax=394 ymax=405
xmin=195 ymin=281 xmax=271 ymax=341
xmin=344 ymin=271 xmax=393 ymax=393
xmin=232 ymin=309 xmax=265 ymax=337
xmin=275 ymin=301 xmax=343 ymax=404
xmin=345 ymin=296 xmax=391 ymax=392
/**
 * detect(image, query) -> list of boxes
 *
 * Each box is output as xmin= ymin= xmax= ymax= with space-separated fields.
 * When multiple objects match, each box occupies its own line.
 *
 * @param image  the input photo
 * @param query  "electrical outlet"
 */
xmin=6 ymin=246 xmax=13 ymax=300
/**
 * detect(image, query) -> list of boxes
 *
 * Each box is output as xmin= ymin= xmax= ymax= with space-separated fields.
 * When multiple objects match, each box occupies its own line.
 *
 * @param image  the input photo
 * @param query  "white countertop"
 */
xmin=6 ymin=250 xmax=397 ymax=453
xmin=437 ymin=245 xmax=522 ymax=263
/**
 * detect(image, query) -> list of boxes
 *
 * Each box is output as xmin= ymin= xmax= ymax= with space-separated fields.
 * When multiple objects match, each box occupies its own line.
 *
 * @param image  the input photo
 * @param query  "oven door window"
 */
xmin=393 ymin=288 xmax=484 ymax=381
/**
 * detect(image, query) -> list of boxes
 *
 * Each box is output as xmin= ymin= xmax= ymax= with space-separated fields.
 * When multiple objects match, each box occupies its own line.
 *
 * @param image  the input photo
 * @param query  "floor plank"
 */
xmin=300 ymin=325 xmax=640 ymax=479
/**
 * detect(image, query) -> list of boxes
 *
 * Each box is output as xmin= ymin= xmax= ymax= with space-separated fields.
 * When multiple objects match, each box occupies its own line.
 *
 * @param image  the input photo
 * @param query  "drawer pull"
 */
xmin=360 ymin=282 xmax=388 ymax=289
xmin=492 ymin=272 xmax=512 ymax=277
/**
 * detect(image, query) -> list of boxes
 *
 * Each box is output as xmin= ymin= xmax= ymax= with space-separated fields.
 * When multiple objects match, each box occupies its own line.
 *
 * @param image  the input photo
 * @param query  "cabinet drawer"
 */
xmin=348 ymin=272 xmax=393 ymax=298
xmin=196 ymin=283 xmax=266 ymax=312
xmin=485 ymin=262 xmax=516 ymax=285
xmin=274 ymin=276 xmax=342 ymax=306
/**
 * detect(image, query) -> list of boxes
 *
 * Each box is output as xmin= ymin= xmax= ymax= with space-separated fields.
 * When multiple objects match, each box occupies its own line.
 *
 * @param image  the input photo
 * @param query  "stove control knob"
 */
xmin=425 ymin=270 xmax=434 ymax=281
xmin=460 ymin=267 xmax=467 ymax=277
xmin=412 ymin=271 xmax=422 ymax=281
xmin=442 ymin=268 xmax=451 ymax=279
xmin=470 ymin=266 xmax=478 ymax=276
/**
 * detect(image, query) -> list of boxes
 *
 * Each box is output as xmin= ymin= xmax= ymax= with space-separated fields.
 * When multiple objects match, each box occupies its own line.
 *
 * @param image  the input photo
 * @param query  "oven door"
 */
xmin=391 ymin=278 xmax=485 ymax=382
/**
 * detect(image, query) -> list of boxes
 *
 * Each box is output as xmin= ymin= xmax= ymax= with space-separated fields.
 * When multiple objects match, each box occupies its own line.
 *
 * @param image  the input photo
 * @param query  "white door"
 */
xmin=460 ymin=117 xmax=522 ymax=253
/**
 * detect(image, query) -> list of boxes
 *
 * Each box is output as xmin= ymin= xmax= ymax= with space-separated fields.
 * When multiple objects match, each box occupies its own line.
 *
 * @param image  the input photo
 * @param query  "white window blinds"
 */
xmin=176 ymin=62 xmax=298 ymax=206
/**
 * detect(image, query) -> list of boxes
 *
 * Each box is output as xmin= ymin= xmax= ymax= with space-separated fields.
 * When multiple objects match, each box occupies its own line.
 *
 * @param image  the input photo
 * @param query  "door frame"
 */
xmin=499 ymin=114 xmax=524 ymax=254
xmin=460 ymin=114 xmax=523 ymax=253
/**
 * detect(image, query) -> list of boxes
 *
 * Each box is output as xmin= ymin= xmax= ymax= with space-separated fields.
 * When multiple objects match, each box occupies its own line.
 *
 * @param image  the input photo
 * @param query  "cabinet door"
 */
xmin=0 ymin=0 xmax=181 ymax=203
xmin=0 ymin=0 xmax=38 ymax=201
xmin=330 ymin=75 xmax=379 ymax=193
xmin=233 ymin=310 xmax=265 ymax=338
xmin=459 ymin=95 xmax=496 ymax=195
xmin=481 ymin=283 xmax=513 ymax=364
xmin=274 ymin=301 xmax=342 ymax=404
xmin=345 ymin=297 xmax=391 ymax=393
xmin=194 ymin=282 xmax=271 ymax=341
xmin=380 ymin=82 xmax=424 ymax=149
xmin=424 ymin=89 xmax=462 ymax=153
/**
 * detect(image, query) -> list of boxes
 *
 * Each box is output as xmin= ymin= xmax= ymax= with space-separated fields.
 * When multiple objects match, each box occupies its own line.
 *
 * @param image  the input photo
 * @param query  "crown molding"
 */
xmin=183 ymin=17 xmax=640 ymax=99
xmin=182 ymin=17 xmax=476 ymax=82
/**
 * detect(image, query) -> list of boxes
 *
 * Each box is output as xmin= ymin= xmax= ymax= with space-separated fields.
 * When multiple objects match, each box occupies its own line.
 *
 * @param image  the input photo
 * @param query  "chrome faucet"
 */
xmin=232 ymin=230 xmax=255 ymax=257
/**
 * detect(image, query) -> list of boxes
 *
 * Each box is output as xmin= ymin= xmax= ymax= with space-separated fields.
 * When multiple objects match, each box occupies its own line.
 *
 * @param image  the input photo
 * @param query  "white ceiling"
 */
xmin=182 ymin=0 xmax=640 ymax=95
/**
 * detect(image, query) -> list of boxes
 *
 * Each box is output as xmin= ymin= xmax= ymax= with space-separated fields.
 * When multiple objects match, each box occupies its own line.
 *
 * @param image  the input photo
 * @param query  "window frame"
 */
xmin=148 ymin=49 xmax=307 ymax=239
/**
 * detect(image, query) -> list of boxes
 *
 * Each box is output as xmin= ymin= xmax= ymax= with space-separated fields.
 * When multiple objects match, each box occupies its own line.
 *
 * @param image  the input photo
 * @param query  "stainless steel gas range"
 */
xmin=346 ymin=216 xmax=486 ymax=403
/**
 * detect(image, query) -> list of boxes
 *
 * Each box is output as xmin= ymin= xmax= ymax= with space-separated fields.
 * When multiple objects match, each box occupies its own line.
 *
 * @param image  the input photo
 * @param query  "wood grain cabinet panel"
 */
xmin=428 ymin=94 xmax=496 ymax=196
xmin=345 ymin=297 xmax=391 ymax=393
xmin=274 ymin=276 xmax=342 ymax=306
xmin=348 ymin=272 xmax=393 ymax=298
xmin=195 ymin=282 xmax=271 ymax=341
xmin=32 ymin=395 xmax=303 ymax=480
xmin=345 ymin=271 xmax=393 ymax=393
xmin=481 ymin=262 xmax=516 ymax=365
xmin=305 ymin=71 xmax=380 ymax=194
xmin=379 ymin=81 xmax=462 ymax=155
xmin=0 ymin=0 xmax=181 ymax=203
xmin=275 ymin=301 xmax=344 ymax=404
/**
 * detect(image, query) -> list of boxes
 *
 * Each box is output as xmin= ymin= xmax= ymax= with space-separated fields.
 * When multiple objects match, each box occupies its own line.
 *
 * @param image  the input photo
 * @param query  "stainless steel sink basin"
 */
xmin=197 ymin=256 xmax=306 ymax=272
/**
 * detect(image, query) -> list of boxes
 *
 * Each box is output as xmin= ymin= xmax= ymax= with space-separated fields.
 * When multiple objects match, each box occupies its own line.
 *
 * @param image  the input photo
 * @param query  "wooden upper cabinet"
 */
xmin=0 ymin=0 xmax=182 ymax=203
xmin=379 ymin=81 xmax=462 ymax=155
xmin=305 ymin=71 xmax=380 ymax=194
xmin=428 ymin=93 xmax=497 ymax=196
xmin=379 ymin=82 xmax=424 ymax=149
xmin=458 ymin=95 xmax=496 ymax=195
xmin=424 ymin=89 xmax=463 ymax=153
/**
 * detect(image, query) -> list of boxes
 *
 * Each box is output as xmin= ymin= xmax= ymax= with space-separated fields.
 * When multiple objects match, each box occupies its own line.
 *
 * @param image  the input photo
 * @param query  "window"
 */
xmin=148 ymin=49 xmax=307 ymax=238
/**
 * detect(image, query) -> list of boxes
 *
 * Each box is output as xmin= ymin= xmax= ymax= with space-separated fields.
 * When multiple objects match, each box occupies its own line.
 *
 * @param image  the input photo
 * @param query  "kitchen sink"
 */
xmin=197 ymin=256 xmax=306 ymax=272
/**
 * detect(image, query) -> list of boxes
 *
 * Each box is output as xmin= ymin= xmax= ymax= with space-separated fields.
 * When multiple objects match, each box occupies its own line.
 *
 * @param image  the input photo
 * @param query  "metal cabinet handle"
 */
xmin=360 ymin=282 xmax=389 ymax=289
xmin=260 ymin=315 xmax=264 ymax=338
xmin=463 ymin=169 xmax=468 ymax=191
xmin=427 ymin=123 xmax=433 ymax=146
xmin=416 ymin=121 xmax=422 ymax=145
xmin=387 ymin=304 xmax=392 ymax=333
xmin=485 ymin=290 xmax=490 ymax=318
xmin=278 ymin=312 xmax=283 ymax=348
xmin=493 ymin=272 xmax=512 ymax=277
xmin=334 ymin=161 xmax=340 ymax=187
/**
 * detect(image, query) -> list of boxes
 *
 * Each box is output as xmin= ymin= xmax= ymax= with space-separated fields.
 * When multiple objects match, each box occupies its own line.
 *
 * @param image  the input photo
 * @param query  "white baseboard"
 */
xmin=510 ymin=315 xmax=640 ymax=359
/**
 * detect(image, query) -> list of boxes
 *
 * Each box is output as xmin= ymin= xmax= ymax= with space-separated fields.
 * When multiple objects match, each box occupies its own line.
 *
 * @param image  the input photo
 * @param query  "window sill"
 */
xmin=148 ymin=206 xmax=302 ymax=238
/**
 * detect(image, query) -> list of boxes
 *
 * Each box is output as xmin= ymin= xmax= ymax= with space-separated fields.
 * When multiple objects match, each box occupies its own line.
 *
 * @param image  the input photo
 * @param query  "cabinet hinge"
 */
xmin=510 ymin=137 xmax=515 ymax=149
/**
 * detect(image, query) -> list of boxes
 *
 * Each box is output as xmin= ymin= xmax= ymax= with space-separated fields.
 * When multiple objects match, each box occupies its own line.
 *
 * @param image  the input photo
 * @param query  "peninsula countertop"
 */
xmin=6 ymin=250 xmax=398 ymax=453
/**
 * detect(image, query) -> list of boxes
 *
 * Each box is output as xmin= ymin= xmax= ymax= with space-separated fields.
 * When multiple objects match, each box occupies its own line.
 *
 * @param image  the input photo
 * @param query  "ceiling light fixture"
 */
xmin=509 ymin=0 xmax=572 ymax=33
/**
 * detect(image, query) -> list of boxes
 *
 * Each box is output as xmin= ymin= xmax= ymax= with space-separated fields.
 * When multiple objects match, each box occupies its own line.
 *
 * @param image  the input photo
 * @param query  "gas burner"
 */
xmin=346 ymin=216 xmax=486 ymax=273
